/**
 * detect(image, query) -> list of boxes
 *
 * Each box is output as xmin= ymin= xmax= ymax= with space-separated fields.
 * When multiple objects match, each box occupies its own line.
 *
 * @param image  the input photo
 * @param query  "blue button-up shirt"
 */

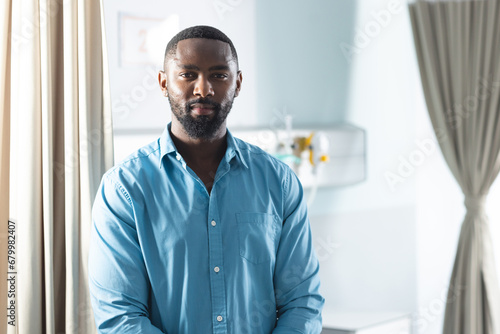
xmin=89 ymin=124 xmax=324 ymax=334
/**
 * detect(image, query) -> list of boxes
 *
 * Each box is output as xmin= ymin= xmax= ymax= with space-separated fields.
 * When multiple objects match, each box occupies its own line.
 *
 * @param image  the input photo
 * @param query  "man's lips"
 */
xmin=190 ymin=103 xmax=215 ymax=115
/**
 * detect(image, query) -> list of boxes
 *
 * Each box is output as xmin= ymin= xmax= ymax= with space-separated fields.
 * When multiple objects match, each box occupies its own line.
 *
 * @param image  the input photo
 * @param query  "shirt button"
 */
xmin=214 ymin=266 xmax=220 ymax=273
xmin=176 ymin=154 xmax=181 ymax=161
xmin=211 ymin=220 xmax=216 ymax=227
xmin=217 ymin=315 xmax=223 ymax=322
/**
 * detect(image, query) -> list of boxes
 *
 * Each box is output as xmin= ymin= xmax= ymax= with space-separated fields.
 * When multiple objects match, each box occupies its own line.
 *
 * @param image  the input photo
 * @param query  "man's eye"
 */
xmin=180 ymin=72 xmax=195 ymax=78
xmin=213 ymin=73 xmax=228 ymax=79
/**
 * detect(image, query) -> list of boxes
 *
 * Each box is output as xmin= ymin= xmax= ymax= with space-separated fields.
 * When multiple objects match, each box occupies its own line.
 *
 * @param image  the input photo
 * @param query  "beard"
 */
xmin=168 ymin=94 xmax=234 ymax=140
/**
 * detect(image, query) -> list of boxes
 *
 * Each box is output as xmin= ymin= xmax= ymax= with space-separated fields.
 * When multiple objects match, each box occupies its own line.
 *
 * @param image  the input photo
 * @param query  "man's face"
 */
xmin=159 ymin=38 xmax=242 ymax=140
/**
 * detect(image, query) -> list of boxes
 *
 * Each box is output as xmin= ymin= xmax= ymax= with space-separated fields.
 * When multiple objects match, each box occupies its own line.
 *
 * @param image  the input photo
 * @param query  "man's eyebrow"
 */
xmin=176 ymin=64 xmax=231 ymax=71
xmin=209 ymin=65 xmax=230 ymax=71
xmin=178 ymin=64 xmax=200 ymax=70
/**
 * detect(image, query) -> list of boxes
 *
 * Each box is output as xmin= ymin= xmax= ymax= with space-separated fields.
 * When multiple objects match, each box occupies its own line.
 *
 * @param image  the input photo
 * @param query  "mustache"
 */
xmin=187 ymin=98 xmax=220 ymax=109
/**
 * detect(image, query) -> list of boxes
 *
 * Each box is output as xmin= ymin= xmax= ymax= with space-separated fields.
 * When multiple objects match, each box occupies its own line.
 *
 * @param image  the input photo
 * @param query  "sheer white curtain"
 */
xmin=409 ymin=0 xmax=500 ymax=333
xmin=4 ymin=0 xmax=113 ymax=333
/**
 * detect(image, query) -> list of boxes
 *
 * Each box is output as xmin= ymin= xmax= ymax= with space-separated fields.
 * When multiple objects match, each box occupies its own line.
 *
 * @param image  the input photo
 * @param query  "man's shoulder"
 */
xmin=233 ymin=136 xmax=292 ymax=174
xmin=103 ymin=138 xmax=162 ymax=184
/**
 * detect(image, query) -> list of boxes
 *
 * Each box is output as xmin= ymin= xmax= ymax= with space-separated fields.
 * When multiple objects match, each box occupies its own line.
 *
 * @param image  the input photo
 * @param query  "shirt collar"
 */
xmin=159 ymin=123 xmax=249 ymax=169
xmin=158 ymin=123 xmax=178 ymax=168
xmin=225 ymin=128 xmax=249 ymax=169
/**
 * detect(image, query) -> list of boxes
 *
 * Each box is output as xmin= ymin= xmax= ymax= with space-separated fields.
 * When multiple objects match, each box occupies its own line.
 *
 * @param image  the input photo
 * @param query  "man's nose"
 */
xmin=193 ymin=76 xmax=214 ymax=98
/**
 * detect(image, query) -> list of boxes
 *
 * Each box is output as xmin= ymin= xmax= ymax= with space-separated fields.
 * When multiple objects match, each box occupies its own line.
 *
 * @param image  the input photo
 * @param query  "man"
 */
xmin=89 ymin=25 xmax=324 ymax=333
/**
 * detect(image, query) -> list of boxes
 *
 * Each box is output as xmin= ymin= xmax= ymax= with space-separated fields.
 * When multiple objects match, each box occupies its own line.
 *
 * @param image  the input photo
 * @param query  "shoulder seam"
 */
xmin=283 ymin=167 xmax=291 ymax=215
xmin=105 ymin=174 xmax=133 ymax=209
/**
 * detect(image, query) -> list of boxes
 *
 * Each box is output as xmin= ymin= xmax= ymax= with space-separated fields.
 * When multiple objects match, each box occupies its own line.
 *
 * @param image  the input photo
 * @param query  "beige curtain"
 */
xmin=5 ymin=0 xmax=113 ymax=333
xmin=409 ymin=1 xmax=500 ymax=333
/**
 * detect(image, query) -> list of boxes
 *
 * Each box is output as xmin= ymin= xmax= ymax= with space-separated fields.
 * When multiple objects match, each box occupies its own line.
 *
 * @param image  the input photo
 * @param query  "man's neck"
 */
xmin=169 ymin=120 xmax=227 ymax=170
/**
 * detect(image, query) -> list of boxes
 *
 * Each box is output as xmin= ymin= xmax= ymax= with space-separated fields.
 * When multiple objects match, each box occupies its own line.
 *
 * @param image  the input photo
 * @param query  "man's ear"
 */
xmin=158 ymin=71 xmax=168 ymax=97
xmin=234 ymin=70 xmax=243 ymax=97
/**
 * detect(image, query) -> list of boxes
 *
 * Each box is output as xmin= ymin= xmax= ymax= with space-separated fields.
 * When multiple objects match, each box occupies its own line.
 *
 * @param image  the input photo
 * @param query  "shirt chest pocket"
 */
xmin=236 ymin=212 xmax=279 ymax=264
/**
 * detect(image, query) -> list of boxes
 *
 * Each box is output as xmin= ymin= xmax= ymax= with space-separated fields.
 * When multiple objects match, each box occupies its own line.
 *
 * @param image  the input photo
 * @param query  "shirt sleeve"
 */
xmin=88 ymin=174 xmax=164 ymax=334
xmin=272 ymin=169 xmax=325 ymax=334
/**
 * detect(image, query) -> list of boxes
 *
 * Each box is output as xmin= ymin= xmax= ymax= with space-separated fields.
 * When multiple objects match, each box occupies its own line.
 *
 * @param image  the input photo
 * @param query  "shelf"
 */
xmin=231 ymin=123 xmax=366 ymax=188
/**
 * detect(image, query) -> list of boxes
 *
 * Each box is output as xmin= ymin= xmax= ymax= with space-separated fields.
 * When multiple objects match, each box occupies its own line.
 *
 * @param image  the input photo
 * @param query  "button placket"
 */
xmin=207 ymin=187 xmax=227 ymax=332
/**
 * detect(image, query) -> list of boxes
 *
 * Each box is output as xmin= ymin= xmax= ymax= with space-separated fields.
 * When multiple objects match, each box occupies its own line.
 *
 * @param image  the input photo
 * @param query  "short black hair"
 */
xmin=163 ymin=26 xmax=239 ymax=69
xmin=163 ymin=25 xmax=238 ymax=70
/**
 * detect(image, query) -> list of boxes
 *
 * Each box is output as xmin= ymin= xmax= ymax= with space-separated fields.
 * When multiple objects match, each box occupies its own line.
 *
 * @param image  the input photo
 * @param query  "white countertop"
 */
xmin=322 ymin=310 xmax=412 ymax=330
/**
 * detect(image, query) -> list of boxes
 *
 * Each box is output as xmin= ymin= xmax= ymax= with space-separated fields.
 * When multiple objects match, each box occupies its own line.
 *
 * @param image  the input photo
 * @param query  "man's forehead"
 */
xmin=170 ymin=38 xmax=235 ymax=66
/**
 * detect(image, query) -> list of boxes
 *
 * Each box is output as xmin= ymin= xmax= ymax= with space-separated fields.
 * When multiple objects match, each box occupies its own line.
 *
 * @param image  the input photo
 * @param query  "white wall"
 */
xmin=253 ymin=0 xmax=357 ymax=125
xmin=309 ymin=0 xmax=419 ymax=319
